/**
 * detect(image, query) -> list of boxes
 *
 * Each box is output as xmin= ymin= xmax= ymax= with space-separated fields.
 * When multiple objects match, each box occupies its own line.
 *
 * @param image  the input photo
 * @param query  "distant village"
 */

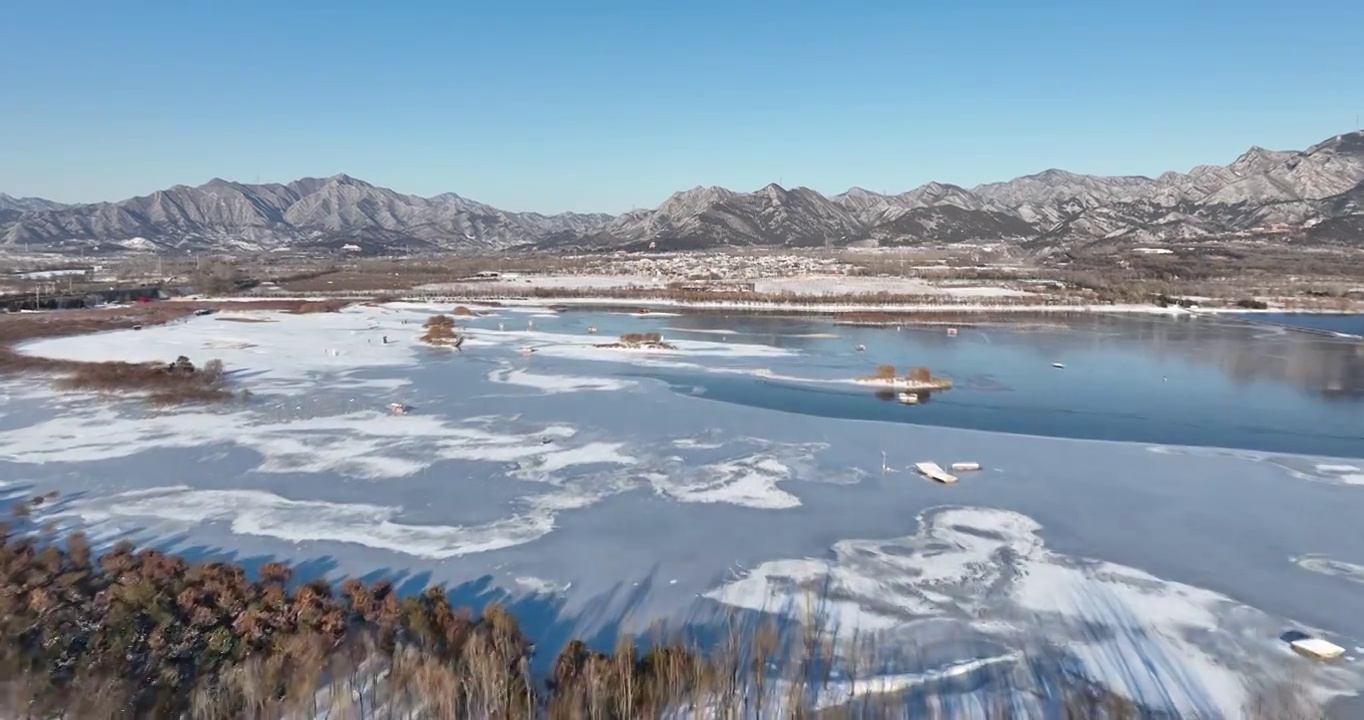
xmin=565 ymin=252 xmax=856 ymax=280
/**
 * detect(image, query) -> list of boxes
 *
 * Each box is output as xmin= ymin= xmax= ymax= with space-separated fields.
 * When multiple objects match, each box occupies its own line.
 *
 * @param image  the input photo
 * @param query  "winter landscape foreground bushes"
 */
xmin=0 ymin=497 xmax=1329 ymax=719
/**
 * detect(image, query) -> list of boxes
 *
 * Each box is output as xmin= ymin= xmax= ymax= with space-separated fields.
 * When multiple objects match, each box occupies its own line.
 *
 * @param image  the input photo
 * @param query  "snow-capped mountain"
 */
xmin=3 ymin=130 xmax=1362 ymax=254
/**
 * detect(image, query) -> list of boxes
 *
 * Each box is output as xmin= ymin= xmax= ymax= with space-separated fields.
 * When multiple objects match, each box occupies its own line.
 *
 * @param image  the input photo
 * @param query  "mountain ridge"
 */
xmin=3 ymin=130 xmax=1362 ymax=254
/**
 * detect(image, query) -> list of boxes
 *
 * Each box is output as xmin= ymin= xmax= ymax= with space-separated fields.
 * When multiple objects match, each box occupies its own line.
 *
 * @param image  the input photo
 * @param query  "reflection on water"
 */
xmin=645 ymin=312 xmax=1364 ymax=458
xmin=873 ymin=389 xmax=937 ymax=403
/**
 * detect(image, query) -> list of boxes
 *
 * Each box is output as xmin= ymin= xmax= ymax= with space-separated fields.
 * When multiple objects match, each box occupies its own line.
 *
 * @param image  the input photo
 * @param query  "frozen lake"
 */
xmin=1 ymin=302 xmax=1362 ymax=716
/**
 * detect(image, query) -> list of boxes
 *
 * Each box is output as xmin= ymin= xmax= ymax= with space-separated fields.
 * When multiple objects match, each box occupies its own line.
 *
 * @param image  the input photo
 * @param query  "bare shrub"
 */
xmin=420 ymin=314 xmax=460 ymax=346
xmin=290 ymin=299 xmax=350 ymax=314
xmin=53 ymin=355 xmax=233 ymax=404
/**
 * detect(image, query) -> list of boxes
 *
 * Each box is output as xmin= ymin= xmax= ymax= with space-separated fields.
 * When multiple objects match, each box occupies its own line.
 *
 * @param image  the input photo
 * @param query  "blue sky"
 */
xmin=2 ymin=0 xmax=1361 ymax=213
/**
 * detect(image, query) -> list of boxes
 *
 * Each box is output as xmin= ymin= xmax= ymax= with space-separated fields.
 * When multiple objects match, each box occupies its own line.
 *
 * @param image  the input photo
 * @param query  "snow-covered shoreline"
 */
xmin=165 ymin=293 xmax=1363 ymax=316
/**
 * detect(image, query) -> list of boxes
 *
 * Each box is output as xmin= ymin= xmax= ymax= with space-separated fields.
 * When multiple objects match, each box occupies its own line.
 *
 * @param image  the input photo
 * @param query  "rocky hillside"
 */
xmin=4 ymin=130 xmax=1362 ymax=254
xmin=0 ymin=175 xmax=610 ymax=254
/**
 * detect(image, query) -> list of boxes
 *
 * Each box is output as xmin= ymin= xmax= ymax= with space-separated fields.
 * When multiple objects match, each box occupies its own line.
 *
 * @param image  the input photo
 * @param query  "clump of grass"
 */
xmin=856 ymin=363 xmax=953 ymax=389
xmin=450 ymin=305 xmax=479 ymax=317
xmin=290 ymin=299 xmax=350 ymax=314
xmin=420 ymin=314 xmax=460 ymax=346
xmin=54 ymin=355 xmax=232 ymax=404
xmin=596 ymin=332 xmax=676 ymax=350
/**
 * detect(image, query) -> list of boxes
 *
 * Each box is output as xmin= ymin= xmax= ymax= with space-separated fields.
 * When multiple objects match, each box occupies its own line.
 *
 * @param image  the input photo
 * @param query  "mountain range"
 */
xmin=3 ymin=130 xmax=1362 ymax=255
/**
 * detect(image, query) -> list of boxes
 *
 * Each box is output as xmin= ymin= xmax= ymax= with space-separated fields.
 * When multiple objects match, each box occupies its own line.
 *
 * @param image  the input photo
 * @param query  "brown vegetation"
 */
xmin=856 ymin=364 xmax=953 ymax=390
xmin=420 ymin=315 xmax=461 ymax=346
xmin=215 ymin=316 xmax=277 ymax=323
xmin=0 ymin=300 xmax=351 ymax=405
xmin=291 ymin=299 xmax=350 ymax=314
xmin=56 ymin=355 xmax=232 ymax=405
xmin=596 ymin=332 xmax=677 ymax=350
xmin=450 ymin=305 xmax=479 ymax=317
xmin=0 ymin=504 xmax=1322 ymax=719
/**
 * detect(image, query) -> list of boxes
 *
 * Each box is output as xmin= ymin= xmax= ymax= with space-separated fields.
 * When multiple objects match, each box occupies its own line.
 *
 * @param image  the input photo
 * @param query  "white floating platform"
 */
xmin=1290 ymin=637 xmax=1345 ymax=660
xmin=950 ymin=462 xmax=981 ymax=472
xmin=915 ymin=462 xmax=958 ymax=484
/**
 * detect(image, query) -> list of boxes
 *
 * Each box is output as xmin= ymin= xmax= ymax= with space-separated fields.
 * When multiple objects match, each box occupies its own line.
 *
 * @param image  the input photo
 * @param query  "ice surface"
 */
xmin=705 ymin=506 xmax=1363 ymax=716
xmin=487 ymin=364 xmax=637 ymax=393
xmin=4 ymin=301 xmax=1363 ymax=713
xmin=48 ymin=485 xmax=558 ymax=558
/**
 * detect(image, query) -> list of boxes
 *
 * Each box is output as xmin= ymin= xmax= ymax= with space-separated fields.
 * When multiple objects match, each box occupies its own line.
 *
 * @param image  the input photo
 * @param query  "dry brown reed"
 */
xmin=420 ymin=314 xmax=460 ymax=346
xmin=855 ymin=363 xmax=952 ymax=390
xmin=0 ymin=511 xmax=1326 ymax=719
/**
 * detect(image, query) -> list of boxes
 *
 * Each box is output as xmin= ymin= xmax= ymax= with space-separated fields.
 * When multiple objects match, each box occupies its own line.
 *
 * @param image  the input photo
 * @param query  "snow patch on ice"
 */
xmin=672 ymin=438 xmax=725 ymax=450
xmin=0 ymin=404 xmax=594 ymax=480
xmin=1146 ymin=447 xmax=1364 ymax=487
xmin=45 ymin=486 xmax=555 ymax=558
xmin=15 ymin=304 xmax=432 ymax=395
xmin=705 ymin=505 xmax=1364 ymax=717
xmin=648 ymin=441 xmax=833 ymax=510
xmin=487 ymin=365 xmax=636 ymax=393
xmin=1293 ymin=554 xmax=1364 ymax=586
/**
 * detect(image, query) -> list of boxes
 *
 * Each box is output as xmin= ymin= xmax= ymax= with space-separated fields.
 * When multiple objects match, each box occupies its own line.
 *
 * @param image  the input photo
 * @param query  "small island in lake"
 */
xmin=595 ymin=332 xmax=677 ymax=350
xmin=853 ymin=364 xmax=953 ymax=391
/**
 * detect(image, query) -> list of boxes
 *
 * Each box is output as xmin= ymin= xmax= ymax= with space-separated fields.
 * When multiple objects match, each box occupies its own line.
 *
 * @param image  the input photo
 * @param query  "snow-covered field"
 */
xmin=2 ymin=302 xmax=1363 ymax=715
xmin=752 ymin=275 xmax=1033 ymax=298
xmin=419 ymin=273 xmax=1034 ymax=298
xmin=419 ymin=274 xmax=668 ymax=293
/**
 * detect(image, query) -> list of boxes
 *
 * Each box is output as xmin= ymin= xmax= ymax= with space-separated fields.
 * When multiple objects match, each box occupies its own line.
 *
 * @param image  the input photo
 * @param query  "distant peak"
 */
xmin=671 ymin=185 xmax=730 ymax=199
xmin=1304 ymin=130 xmax=1364 ymax=156
xmin=326 ymin=173 xmax=371 ymax=188
xmin=1032 ymin=168 xmax=1079 ymax=181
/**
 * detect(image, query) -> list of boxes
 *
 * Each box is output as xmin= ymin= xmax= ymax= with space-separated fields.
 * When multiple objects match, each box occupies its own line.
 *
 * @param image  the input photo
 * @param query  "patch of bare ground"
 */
xmin=214 ymin=316 xmax=276 ymax=323
xmin=595 ymin=332 xmax=677 ymax=350
xmin=0 ymin=299 xmax=351 ymax=404
xmin=0 ymin=510 xmax=1319 ymax=719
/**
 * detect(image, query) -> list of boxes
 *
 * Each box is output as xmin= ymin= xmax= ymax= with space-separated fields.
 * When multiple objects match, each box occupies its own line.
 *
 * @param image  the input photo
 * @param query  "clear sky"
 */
xmin=2 ymin=0 xmax=1361 ymax=213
